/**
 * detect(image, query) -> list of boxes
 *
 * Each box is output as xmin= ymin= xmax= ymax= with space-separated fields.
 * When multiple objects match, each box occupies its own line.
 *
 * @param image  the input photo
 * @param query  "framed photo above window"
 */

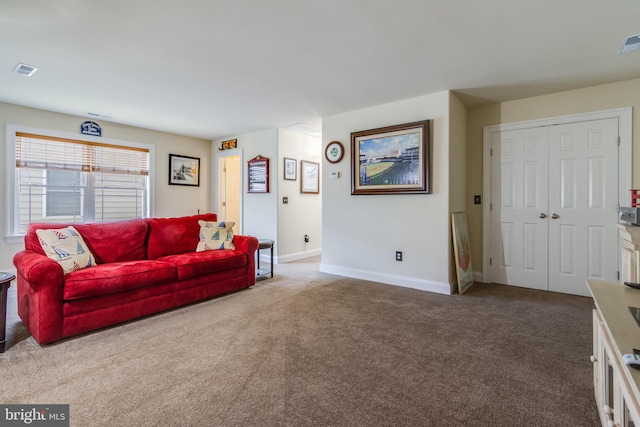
xmin=169 ymin=154 xmax=200 ymax=186
xmin=351 ymin=120 xmax=430 ymax=195
xmin=284 ymin=157 xmax=297 ymax=180
xmin=300 ymin=160 xmax=320 ymax=194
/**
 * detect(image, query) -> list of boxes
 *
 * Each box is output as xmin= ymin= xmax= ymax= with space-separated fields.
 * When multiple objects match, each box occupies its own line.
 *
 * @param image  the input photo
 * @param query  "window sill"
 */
xmin=5 ymin=235 xmax=25 ymax=245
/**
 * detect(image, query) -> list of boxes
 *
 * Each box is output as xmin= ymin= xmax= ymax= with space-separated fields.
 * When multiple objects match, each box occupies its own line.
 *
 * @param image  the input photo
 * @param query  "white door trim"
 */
xmin=482 ymin=107 xmax=632 ymax=284
xmin=214 ymin=148 xmax=244 ymax=234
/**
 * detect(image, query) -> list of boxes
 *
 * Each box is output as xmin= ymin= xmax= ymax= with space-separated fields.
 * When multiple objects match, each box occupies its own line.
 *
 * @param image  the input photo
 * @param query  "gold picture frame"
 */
xmin=351 ymin=120 xmax=430 ymax=195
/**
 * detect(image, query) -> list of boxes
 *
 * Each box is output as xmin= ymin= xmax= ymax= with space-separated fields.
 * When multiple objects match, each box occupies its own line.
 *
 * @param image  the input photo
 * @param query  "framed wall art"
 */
xmin=169 ymin=154 xmax=200 ymax=186
xmin=452 ymin=212 xmax=474 ymax=294
xmin=248 ymin=155 xmax=269 ymax=193
xmin=300 ymin=160 xmax=319 ymax=194
xmin=325 ymin=140 xmax=344 ymax=164
xmin=351 ymin=120 xmax=430 ymax=195
xmin=220 ymin=138 xmax=237 ymax=151
xmin=284 ymin=157 xmax=297 ymax=180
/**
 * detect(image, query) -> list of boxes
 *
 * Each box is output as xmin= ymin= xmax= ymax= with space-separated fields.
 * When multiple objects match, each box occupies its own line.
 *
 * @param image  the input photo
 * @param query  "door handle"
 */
xmin=551 ymin=213 xmax=559 ymax=219
xmin=539 ymin=213 xmax=547 ymax=219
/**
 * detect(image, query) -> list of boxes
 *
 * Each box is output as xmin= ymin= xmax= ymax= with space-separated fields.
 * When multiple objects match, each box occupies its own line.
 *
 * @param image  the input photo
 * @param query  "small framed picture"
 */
xmin=300 ymin=160 xmax=320 ymax=194
xmin=169 ymin=154 xmax=200 ymax=186
xmin=284 ymin=157 xmax=297 ymax=180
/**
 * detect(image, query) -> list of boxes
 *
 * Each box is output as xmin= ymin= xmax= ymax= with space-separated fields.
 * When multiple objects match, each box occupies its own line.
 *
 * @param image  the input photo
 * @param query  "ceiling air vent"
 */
xmin=13 ymin=63 xmax=38 ymax=76
xmin=619 ymin=34 xmax=640 ymax=54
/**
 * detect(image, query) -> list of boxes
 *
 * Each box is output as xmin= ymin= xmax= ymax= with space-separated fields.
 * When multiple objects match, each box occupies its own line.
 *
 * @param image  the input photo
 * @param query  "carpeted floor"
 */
xmin=1 ymin=257 xmax=599 ymax=426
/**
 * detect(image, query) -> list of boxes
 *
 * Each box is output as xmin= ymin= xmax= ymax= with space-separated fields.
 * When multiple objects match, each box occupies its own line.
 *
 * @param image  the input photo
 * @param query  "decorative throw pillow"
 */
xmin=36 ymin=226 xmax=97 ymax=274
xmin=196 ymin=220 xmax=235 ymax=251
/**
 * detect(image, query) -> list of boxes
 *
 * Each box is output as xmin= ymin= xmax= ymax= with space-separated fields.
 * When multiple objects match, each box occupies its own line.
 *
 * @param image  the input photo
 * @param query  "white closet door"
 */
xmin=491 ymin=118 xmax=619 ymax=296
xmin=491 ymin=127 xmax=549 ymax=291
xmin=547 ymin=118 xmax=619 ymax=296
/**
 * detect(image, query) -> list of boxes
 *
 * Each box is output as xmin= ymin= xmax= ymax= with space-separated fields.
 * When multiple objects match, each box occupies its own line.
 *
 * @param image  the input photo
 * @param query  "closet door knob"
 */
xmin=551 ymin=213 xmax=559 ymax=219
xmin=539 ymin=213 xmax=547 ymax=219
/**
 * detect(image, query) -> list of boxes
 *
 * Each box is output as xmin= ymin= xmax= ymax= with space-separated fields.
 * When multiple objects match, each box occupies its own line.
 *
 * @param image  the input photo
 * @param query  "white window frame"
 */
xmin=5 ymin=124 xmax=156 ymax=243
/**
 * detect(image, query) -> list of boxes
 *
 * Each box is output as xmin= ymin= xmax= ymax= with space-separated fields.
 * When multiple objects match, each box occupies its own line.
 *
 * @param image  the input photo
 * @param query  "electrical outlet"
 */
xmin=283 ymin=197 xmax=288 ymax=204
xmin=474 ymin=195 xmax=481 ymax=205
xmin=304 ymin=235 xmax=309 ymax=243
xmin=396 ymin=251 xmax=402 ymax=261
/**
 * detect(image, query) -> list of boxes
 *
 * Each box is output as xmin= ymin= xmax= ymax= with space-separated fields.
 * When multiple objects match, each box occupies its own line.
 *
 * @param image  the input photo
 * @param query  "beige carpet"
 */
xmin=1 ymin=257 xmax=599 ymax=426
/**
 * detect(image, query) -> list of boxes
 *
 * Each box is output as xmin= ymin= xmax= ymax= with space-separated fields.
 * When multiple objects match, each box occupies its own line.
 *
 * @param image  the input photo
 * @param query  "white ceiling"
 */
xmin=2 ymin=0 xmax=640 ymax=140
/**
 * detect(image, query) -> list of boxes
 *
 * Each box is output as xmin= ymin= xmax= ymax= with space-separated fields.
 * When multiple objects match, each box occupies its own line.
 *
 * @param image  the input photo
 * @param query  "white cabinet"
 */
xmin=592 ymin=309 xmax=640 ymax=426
xmin=589 ymin=281 xmax=640 ymax=427
xmin=618 ymin=224 xmax=640 ymax=284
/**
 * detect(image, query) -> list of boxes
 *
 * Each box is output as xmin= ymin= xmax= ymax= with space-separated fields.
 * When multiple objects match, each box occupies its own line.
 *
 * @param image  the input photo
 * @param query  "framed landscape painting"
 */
xmin=351 ymin=120 xmax=430 ymax=195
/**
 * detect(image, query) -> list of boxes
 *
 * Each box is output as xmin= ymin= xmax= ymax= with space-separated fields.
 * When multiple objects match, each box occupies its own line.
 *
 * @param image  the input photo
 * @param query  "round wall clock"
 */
xmin=325 ymin=141 xmax=344 ymax=164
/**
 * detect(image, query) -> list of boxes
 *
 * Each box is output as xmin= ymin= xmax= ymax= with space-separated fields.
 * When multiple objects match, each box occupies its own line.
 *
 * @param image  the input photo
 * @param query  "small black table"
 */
xmin=256 ymin=239 xmax=274 ymax=280
xmin=0 ymin=272 xmax=16 ymax=353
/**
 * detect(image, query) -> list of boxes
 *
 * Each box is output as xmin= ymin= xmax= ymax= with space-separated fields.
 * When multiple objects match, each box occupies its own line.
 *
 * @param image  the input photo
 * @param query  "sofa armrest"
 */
xmin=13 ymin=250 xmax=65 ymax=344
xmin=233 ymin=235 xmax=259 ymax=254
xmin=232 ymin=235 xmax=259 ymax=287
xmin=13 ymin=250 xmax=64 ymax=291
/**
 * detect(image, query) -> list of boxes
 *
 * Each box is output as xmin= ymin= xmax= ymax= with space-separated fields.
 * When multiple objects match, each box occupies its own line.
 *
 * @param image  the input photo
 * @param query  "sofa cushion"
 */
xmin=74 ymin=219 xmax=148 ymax=264
xmin=147 ymin=213 xmax=217 ymax=259
xmin=25 ymin=219 xmax=148 ymax=264
xmin=63 ymin=260 xmax=176 ymax=300
xmin=36 ymin=226 xmax=97 ymax=274
xmin=157 ymin=250 xmax=247 ymax=280
xmin=196 ymin=220 xmax=235 ymax=251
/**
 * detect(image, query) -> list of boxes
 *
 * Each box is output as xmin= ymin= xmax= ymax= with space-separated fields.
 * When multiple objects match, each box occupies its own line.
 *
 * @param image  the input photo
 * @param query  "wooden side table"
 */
xmin=0 ymin=272 xmax=16 ymax=353
xmin=256 ymin=239 xmax=274 ymax=280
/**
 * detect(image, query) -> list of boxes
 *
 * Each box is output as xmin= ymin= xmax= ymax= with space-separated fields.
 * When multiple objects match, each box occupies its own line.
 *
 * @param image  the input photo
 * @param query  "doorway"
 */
xmin=483 ymin=108 xmax=632 ymax=296
xmin=216 ymin=150 xmax=242 ymax=234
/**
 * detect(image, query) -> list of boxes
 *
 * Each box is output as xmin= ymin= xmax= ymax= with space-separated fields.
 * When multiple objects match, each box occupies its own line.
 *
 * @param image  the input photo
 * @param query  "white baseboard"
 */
xmin=319 ymin=263 xmax=452 ymax=295
xmin=473 ymin=271 xmax=483 ymax=283
xmin=264 ymin=248 xmax=322 ymax=265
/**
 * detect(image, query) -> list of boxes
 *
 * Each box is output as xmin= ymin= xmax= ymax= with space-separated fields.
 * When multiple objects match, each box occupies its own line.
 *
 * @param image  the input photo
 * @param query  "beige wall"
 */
xmin=467 ymin=77 xmax=640 ymax=274
xmin=448 ymin=92 xmax=468 ymax=285
xmin=277 ymin=128 xmax=322 ymax=262
xmin=0 ymin=102 xmax=211 ymax=271
xmin=321 ymin=90 xmax=454 ymax=294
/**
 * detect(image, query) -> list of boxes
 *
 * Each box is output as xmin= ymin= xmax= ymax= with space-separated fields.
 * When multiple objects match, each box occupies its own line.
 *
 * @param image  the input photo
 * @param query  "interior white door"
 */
xmin=491 ymin=127 xmax=549 ymax=291
xmin=491 ymin=118 xmax=619 ymax=296
xmin=547 ymin=118 xmax=619 ymax=296
xmin=217 ymin=154 xmax=242 ymax=233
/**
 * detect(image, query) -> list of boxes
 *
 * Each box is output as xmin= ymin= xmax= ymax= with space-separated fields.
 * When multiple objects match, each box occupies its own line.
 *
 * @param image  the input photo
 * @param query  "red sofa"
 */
xmin=12 ymin=214 xmax=259 ymax=345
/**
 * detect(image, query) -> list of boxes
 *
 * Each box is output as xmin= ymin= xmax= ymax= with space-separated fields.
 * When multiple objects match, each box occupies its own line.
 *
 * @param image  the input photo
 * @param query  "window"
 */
xmin=45 ymin=170 xmax=83 ymax=217
xmin=9 ymin=129 xmax=151 ymax=235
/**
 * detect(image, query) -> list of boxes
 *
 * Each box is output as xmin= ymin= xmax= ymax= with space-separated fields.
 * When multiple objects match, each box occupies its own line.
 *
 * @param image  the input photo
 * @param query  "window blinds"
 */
xmin=15 ymin=132 xmax=149 ymax=176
